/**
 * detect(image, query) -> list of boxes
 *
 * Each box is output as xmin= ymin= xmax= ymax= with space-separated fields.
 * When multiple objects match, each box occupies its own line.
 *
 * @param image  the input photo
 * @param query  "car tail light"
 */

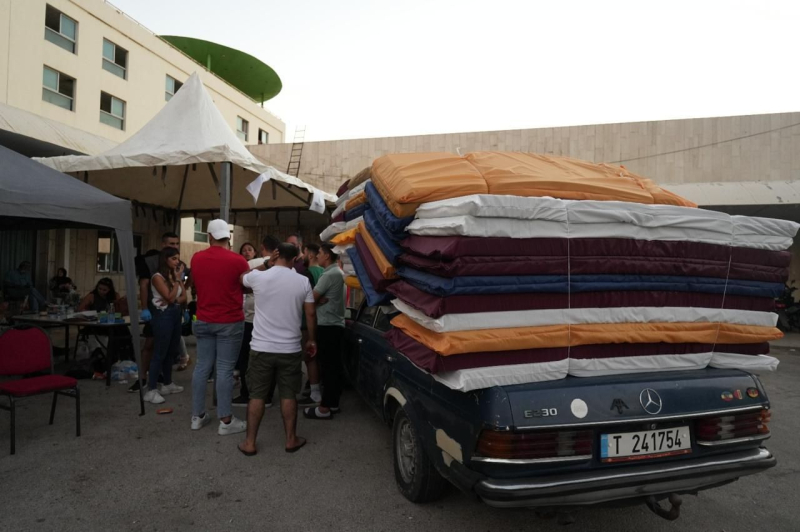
xmin=695 ymin=409 xmax=771 ymax=443
xmin=476 ymin=429 xmax=593 ymax=461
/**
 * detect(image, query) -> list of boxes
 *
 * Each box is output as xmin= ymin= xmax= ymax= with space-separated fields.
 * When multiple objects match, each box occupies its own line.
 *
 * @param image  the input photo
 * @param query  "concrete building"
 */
xmin=0 ymin=0 xmax=286 ymax=299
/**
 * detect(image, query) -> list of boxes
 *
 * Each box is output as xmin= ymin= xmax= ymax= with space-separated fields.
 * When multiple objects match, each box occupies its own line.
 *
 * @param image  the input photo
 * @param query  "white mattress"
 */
xmin=433 ymin=359 xmax=569 ymax=392
xmin=391 ymin=300 xmax=778 ymax=333
xmin=331 ymin=201 xmax=347 ymax=219
xmin=410 ymin=195 xmax=799 ymax=251
xmin=342 ymin=263 xmax=356 ymax=276
xmin=333 ymin=243 xmax=354 ymax=255
xmin=320 ymin=222 xmax=346 ymax=241
xmin=345 ymin=216 xmax=363 ymax=230
xmin=709 ymin=353 xmax=780 ymax=372
xmin=568 ymin=352 xmax=712 ymax=377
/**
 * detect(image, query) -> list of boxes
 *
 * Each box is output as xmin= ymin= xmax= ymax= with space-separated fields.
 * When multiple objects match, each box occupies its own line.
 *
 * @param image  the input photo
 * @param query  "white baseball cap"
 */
xmin=207 ymin=219 xmax=230 ymax=240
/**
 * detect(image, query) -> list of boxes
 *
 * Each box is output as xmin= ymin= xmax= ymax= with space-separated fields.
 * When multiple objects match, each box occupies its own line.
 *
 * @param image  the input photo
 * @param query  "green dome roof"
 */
xmin=161 ymin=35 xmax=282 ymax=102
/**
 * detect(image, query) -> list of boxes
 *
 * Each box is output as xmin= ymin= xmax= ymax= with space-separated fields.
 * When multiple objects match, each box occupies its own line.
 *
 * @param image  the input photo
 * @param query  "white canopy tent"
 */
xmin=35 ymin=73 xmax=335 ymax=223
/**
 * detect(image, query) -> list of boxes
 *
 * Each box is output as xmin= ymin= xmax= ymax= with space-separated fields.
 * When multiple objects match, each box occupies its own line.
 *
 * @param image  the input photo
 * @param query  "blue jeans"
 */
xmin=192 ymin=320 xmax=244 ymax=419
xmin=149 ymin=305 xmax=181 ymax=391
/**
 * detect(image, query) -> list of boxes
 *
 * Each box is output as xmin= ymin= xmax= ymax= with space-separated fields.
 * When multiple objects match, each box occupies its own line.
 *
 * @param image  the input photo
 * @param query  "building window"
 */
xmin=165 ymin=75 xmax=183 ymax=101
xmin=44 ymin=5 xmax=77 ymax=54
xmin=97 ymin=231 xmax=142 ymax=273
xmin=102 ymin=39 xmax=128 ymax=79
xmin=99 ymin=92 xmax=125 ymax=130
xmin=42 ymin=66 xmax=75 ymax=111
xmin=193 ymin=219 xmax=208 ymax=243
xmin=236 ymin=116 xmax=249 ymax=142
xmin=258 ymin=129 xmax=269 ymax=145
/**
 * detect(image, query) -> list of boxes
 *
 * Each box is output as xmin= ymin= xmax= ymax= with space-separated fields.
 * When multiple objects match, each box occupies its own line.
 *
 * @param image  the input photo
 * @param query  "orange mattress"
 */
xmin=357 ymin=221 xmax=397 ymax=279
xmin=370 ymin=151 xmax=696 ymax=218
xmin=345 ymin=191 xmax=367 ymax=211
xmin=330 ymin=227 xmax=358 ymax=246
xmin=345 ymin=275 xmax=361 ymax=289
xmin=390 ymin=314 xmax=782 ymax=356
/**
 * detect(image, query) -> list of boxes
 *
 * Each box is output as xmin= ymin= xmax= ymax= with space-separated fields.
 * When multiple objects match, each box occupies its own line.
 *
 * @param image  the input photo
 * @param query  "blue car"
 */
xmin=342 ymin=302 xmax=776 ymax=519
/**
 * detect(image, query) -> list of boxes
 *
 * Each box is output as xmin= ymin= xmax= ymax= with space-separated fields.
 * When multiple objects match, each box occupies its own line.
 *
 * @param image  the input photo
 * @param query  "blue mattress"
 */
xmin=347 ymin=248 xmax=393 ymax=307
xmin=344 ymin=202 xmax=369 ymax=222
xmin=365 ymin=182 xmax=414 ymax=240
xmin=364 ymin=208 xmax=404 ymax=264
xmin=397 ymin=267 xmax=784 ymax=298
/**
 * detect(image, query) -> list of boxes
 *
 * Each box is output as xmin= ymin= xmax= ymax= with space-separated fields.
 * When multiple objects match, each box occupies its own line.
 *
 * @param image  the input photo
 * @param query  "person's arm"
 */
xmin=77 ymin=294 xmax=93 ymax=312
xmin=304 ymin=283 xmax=317 ymax=357
xmin=138 ymin=279 xmax=149 ymax=312
xmin=313 ymin=272 xmax=331 ymax=306
xmin=151 ymin=274 xmax=180 ymax=304
xmin=177 ymin=281 xmax=188 ymax=305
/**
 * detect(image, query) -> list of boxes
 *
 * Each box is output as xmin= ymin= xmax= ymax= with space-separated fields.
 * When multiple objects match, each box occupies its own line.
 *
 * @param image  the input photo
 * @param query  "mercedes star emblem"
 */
xmin=639 ymin=388 xmax=663 ymax=415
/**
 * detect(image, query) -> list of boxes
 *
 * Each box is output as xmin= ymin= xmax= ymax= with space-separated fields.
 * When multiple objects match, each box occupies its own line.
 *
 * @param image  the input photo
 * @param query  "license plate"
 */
xmin=601 ymin=426 xmax=691 ymax=463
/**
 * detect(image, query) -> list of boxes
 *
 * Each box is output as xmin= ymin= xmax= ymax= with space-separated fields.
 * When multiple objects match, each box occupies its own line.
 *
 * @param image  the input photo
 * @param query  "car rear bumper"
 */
xmin=474 ymin=447 xmax=775 ymax=508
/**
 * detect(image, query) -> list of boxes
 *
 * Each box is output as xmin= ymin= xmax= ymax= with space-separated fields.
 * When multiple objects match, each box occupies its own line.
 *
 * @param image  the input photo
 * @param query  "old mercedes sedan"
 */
xmin=342 ymin=302 xmax=776 ymax=520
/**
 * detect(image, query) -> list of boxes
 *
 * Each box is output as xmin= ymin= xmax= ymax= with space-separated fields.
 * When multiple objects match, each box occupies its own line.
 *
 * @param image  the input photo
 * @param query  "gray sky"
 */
xmin=111 ymin=0 xmax=799 ymax=142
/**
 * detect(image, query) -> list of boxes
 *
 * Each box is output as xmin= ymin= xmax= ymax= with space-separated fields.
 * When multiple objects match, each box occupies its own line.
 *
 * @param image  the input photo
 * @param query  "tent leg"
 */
xmin=220 ymin=162 xmax=231 ymax=221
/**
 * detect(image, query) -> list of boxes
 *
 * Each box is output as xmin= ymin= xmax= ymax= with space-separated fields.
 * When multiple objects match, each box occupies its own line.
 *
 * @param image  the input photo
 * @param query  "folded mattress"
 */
xmin=386 ymin=328 xmax=769 ymax=374
xmin=399 ymin=236 xmax=790 ymax=282
xmin=344 ymin=203 xmax=369 ymax=222
xmin=331 ymin=227 xmax=358 ymax=246
xmin=365 ymin=181 xmax=415 ymax=240
xmin=355 ymin=234 xmax=395 ymax=292
xmin=390 ymin=313 xmax=782 ymax=356
xmin=387 ymin=280 xmax=776 ymax=319
xmin=397 ymin=268 xmax=784 ymax=299
xmin=347 ymin=248 xmax=392 ymax=307
xmin=357 ymin=222 xmax=396 ymax=279
xmin=364 ymin=209 xmax=404 ymax=264
xmin=370 ymin=152 xmax=695 ymax=218
xmin=391 ymin=299 xmax=778 ymax=333
xmin=345 ymin=191 xmax=367 ymax=211
xmin=345 ymin=275 xmax=361 ymax=290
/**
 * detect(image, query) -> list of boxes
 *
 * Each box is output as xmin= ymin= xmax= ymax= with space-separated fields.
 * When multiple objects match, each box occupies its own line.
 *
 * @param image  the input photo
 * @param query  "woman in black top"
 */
xmin=78 ymin=278 xmax=119 ymax=312
xmin=49 ymin=268 xmax=75 ymax=298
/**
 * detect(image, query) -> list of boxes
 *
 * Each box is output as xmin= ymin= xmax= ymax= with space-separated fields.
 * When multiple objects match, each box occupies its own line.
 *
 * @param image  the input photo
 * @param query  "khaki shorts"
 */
xmin=247 ymin=350 xmax=302 ymax=401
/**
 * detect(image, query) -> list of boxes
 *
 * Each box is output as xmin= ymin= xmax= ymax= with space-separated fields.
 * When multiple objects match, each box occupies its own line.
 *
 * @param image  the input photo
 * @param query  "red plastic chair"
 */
xmin=0 ymin=326 xmax=80 ymax=454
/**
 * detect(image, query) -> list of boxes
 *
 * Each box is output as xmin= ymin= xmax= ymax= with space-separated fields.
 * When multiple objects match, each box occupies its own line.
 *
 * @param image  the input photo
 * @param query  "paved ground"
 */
xmin=1 ymin=342 xmax=799 ymax=532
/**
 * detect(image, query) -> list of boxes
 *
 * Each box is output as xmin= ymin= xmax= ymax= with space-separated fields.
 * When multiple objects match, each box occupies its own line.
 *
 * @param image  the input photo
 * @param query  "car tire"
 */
xmin=392 ymin=408 xmax=447 ymax=503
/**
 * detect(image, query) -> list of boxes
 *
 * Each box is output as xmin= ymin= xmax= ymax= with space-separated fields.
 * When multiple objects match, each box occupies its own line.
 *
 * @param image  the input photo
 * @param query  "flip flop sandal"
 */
xmin=237 ymin=444 xmax=257 ymax=457
xmin=303 ymin=407 xmax=333 ymax=420
xmin=285 ymin=439 xmax=307 ymax=453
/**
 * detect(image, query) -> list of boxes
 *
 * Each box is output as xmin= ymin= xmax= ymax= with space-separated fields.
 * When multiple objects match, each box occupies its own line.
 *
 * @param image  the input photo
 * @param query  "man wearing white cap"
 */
xmin=189 ymin=219 xmax=250 ymax=436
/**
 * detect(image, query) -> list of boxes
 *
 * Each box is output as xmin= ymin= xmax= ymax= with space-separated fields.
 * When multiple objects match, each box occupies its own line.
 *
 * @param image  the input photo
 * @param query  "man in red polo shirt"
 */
xmin=190 ymin=219 xmax=250 ymax=436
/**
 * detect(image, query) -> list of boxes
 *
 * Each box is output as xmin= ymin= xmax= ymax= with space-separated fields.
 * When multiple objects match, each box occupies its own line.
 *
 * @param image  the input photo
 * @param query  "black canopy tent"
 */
xmin=0 ymin=144 xmax=145 ymax=415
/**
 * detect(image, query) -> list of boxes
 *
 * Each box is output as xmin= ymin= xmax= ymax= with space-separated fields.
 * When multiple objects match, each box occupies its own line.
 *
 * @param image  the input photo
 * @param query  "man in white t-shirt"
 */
xmin=237 ymin=243 xmax=317 ymax=455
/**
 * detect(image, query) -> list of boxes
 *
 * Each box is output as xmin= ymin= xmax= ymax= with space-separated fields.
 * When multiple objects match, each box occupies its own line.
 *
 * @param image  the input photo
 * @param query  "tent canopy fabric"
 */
xmin=0 ymin=144 xmax=144 ymax=413
xmin=34 ymin=73 xmax=335 ymax=212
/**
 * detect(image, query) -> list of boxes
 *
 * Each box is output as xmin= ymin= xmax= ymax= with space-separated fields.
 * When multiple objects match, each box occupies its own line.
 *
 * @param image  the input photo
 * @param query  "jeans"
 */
xmin=192 ymin=320 xmax=244 ymax=419
xmin=149 ymin=305 xmax=181 ymax=391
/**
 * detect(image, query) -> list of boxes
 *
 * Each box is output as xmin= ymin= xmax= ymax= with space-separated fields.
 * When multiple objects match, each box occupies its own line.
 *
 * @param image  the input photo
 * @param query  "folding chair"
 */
xmin=0 ymin=326 xmax=80 ymax=455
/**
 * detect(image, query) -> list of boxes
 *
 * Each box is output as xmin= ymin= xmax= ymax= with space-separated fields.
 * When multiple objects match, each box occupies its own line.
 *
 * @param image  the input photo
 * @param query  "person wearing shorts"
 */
xmin=237 ymin=243 xmax=316 ymax=456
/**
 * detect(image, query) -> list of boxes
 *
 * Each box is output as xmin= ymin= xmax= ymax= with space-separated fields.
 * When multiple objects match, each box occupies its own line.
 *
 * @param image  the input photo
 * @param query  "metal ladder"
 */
xmin=286 ymin=126 xmax=306 ymax=177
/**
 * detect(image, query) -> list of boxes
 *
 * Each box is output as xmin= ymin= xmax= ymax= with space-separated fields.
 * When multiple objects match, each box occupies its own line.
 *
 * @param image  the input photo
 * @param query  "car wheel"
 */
xmin=392 ymin=408 xmax=447 ymax=503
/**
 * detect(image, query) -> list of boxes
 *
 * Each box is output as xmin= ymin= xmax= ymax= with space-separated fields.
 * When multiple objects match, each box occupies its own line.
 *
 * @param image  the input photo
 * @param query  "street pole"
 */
xmin=220 ymin=161 xmax=231 ymax=222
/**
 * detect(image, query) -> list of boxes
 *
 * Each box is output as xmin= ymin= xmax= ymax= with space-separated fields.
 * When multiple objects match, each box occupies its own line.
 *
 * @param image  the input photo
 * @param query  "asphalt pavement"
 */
xmin=1 ymin=346 xmax=799 ymax=532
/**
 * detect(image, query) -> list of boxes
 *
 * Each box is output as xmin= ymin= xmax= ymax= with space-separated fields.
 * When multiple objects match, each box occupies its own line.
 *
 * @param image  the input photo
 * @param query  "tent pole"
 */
xmin=220 ymin=162 xmax=231 ymax=221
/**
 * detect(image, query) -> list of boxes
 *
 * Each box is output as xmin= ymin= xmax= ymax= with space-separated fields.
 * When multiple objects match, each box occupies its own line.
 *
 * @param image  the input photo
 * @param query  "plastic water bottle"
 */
xmin=108 ymin=303 xmax=115 ymax=324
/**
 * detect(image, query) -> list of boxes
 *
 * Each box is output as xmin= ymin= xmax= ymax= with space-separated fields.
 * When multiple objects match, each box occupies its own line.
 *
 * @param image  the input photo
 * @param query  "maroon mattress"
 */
xmin=399 ymin=237 xmax=789 ymax=282
xmin=386 ymin=281 xmax=776 ymax=319
xmin=385 ymin=328 xmax=770 ymax=374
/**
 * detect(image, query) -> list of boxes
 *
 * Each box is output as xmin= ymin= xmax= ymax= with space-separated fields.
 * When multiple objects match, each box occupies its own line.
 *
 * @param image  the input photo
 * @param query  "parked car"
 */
xmin=342 ymin=302 xmax=776 ymax=520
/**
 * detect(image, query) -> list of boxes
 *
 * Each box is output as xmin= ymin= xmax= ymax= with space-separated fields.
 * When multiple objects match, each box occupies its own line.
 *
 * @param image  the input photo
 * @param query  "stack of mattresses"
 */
xmin=330 ymin=152 xmax=798 ymax=392
xmin=321 ymin=167 xmax=373 ymax=288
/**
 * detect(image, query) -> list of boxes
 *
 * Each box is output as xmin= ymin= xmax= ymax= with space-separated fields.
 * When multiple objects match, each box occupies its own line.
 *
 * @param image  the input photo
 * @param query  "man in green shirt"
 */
xmin=304 ymin=243 xmax=325 ymax=285
xmin=303 ymin=243 xmax=345 ymax=420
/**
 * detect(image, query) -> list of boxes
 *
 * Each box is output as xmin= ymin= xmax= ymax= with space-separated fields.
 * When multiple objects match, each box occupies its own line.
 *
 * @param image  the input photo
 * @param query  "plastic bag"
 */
xmin=110 ymin=360 xmax=139 ymax=382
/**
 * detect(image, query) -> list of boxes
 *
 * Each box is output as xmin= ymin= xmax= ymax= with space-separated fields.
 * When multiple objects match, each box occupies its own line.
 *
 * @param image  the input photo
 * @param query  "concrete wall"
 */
xmin=0 ymin=0 xmax=285 ymax=145
xmin=249 ymin=112 xmax=800 ymax=195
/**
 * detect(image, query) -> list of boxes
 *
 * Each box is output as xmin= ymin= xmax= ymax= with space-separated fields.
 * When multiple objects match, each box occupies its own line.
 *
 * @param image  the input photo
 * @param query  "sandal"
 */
xmin=237 ymin=444 xmax=257 ymax=457
xmin=285 ymin=438 xmax=307 ymax=453
xmin=176 ymin=356 xmax=191 ymax=371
